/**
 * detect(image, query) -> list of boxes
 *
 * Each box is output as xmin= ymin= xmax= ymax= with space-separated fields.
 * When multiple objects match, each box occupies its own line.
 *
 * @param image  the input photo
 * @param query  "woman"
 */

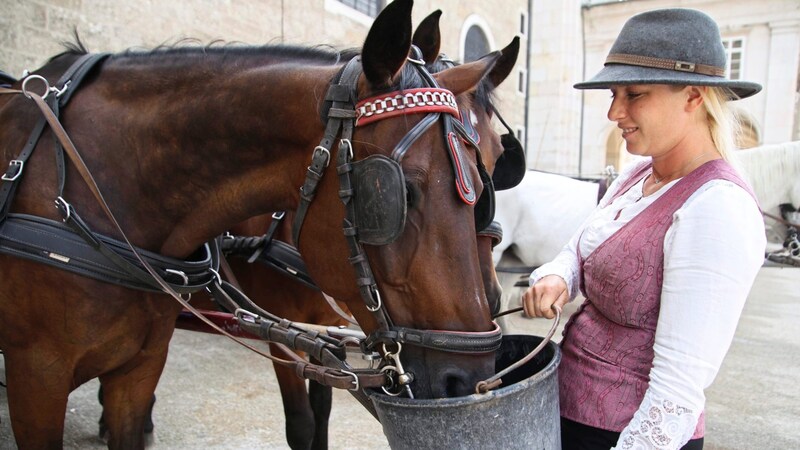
xmin=522 ymin=8 xmax=765 ymax=450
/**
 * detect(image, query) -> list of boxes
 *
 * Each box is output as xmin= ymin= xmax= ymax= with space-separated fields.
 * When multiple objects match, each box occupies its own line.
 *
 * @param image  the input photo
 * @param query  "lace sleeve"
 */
xmin=612 ymin=394 xmax=699 ymax=449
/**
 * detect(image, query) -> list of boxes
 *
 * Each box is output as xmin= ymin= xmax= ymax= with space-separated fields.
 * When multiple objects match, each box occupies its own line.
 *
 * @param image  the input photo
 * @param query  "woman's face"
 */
xmin=607 ymin=84 xmax=694 ymax=158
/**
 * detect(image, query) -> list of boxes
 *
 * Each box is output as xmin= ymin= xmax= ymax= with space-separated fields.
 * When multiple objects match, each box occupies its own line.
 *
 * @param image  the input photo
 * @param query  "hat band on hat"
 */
xmin=606 ymin=53 xmax=726 ymax=77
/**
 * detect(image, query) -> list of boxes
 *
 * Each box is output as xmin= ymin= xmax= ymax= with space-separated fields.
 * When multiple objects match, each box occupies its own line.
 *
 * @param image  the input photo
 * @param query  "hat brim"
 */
xmin=574 ymin=64 xmax=762 ymax=100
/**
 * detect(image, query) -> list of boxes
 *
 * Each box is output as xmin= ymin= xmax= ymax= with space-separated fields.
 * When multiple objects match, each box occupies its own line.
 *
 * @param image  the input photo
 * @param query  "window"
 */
xmin=722 ymin=37 xmax=744 ymax=80
xmin=517 ymin=68 xmax=527 ymax=94
xmin=335 ymin=0 xmax=385 ymax=18
xmin=464 ymin=25 xmax=491 ymax=63
xmin=520 ymin=12 xmax=527 ymax=36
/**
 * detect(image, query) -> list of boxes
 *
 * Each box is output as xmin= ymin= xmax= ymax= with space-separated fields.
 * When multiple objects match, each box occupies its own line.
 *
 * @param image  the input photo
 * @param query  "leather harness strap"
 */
xmin=0 ymin=58 xmax=378 ymax=396
xmin=0 ymin=213 xmax=216 ymax=294
xmin=0 ymin=54 xmax=109 ymax=220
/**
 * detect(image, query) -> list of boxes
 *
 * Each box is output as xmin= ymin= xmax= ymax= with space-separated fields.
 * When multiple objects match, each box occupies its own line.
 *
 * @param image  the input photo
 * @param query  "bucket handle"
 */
xmin=475 ymin=305 xmax=561 ymax=394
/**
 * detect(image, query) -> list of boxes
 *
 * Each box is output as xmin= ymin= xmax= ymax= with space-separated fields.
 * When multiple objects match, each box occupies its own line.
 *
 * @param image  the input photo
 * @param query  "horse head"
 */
xmin=296 ymin=0 xmax=503 ymax=398
xmin=413 ymin=10 xmax=524 ymax=316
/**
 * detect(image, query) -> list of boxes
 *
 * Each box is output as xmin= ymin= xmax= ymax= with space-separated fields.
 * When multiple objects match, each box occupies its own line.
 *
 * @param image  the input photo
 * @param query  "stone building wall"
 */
xmin=5 ymin=1 xmax=794 ymax=177
xmin=1 ymin=0 xmax=527 ymax=164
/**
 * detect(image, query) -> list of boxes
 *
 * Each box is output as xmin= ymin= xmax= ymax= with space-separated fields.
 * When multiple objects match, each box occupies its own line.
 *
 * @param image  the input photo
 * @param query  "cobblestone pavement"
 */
xmin=1 ymin=263 xmax=798 ymax=449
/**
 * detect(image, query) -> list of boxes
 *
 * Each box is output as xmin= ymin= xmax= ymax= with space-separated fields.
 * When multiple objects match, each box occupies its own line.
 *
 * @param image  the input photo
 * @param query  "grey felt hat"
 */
xmin=575 ymin=8 xmax=761 ymax=100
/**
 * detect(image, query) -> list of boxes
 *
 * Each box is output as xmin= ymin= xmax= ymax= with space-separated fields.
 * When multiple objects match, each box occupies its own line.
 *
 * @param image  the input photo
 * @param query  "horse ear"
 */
xmin=361 ymin=0 xmax=413 ymax=88
xmin=412 ymin=10 xmax=442 ymax=65
xmin=434 ymin=51 xmax=501 ymax=96
xmin=487 ymin=37 xmax=520 ymax=89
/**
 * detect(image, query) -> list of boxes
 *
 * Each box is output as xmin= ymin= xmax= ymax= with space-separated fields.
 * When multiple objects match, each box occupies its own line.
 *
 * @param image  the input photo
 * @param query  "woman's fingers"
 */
xmin=522 ymin=287 xmax=536 ymax=318
xmin=523 ymin=275 xmax=568 ymax=319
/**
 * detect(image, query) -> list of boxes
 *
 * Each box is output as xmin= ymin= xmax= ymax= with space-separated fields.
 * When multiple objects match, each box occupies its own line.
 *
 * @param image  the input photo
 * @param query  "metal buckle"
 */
xmin=313 ymin=146 xmax=331 ymax=168
xmin=340 ymin=370 xmax=359 ymax=391
xmin=365 ymin=286 xmax=382 ymax=312
xmin=208 ymin=268 xmax=223 ymax=286
xmin=54 ymin=196 xmax=71 ymax=221
xmin=53 ymin=80 xmax=71 ymax=98
xmin=2 ymin=160 xmax=23 ymax=181
xmin=234 ymin=308 xmax=259 ymax=323
xmin=674 ymin=61 xmax=696 ymax=72
xmin=165 ymin=269 xmax=189 ymax=285
xmin=339 ymin=139 xmax=353 ymax=160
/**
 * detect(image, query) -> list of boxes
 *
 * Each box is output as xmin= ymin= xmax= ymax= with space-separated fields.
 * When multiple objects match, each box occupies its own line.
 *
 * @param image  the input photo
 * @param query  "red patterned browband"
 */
xmin=355 ymin=88 xmax=460 ymax=126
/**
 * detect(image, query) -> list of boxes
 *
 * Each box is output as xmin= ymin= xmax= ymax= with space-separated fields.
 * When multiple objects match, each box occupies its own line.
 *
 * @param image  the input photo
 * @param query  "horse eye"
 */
xmin=405 ymin=182 xmax=417 ymax=209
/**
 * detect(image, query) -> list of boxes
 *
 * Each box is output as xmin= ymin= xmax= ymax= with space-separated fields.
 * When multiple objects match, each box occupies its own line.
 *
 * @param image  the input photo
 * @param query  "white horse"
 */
xmin=732 ymin=141 xmax=800 ymax=214
xmin=495 ymin=141 xmax=800 ymax=268
xmin=492 ymin=171 xmax=601 ymax=267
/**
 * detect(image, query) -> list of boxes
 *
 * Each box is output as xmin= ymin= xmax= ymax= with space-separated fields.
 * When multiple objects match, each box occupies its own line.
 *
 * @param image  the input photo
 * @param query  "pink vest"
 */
xmin=558 ymin=159 xmax=755 ymax=438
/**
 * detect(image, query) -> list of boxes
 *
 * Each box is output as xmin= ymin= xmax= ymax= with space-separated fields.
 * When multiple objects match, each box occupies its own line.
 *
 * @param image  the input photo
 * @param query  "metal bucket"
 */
xmin=369 ymin=335 xmax=561 ymax=450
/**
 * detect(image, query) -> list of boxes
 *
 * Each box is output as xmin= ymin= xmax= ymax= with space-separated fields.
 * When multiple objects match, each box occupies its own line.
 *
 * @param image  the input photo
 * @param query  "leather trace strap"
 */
xmin=606 ymin=53 xmax=726 ymax=77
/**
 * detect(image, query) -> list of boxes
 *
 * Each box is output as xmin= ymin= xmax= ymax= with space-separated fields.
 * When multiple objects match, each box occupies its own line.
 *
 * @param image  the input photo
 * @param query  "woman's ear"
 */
xmin=686 ymin=86 xmax=706 ymax=112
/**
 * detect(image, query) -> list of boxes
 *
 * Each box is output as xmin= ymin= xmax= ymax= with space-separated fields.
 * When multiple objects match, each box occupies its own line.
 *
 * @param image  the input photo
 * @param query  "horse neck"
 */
xmin=734 ymin=142 xmax=800 ymax=211
xmin=82 ymin=54 xmax=338 ymax=257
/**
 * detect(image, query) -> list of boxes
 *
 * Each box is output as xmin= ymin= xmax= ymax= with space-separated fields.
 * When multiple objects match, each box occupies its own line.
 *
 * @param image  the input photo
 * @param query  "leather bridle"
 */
xmin=0 ymin=49 xmax=502 ymax=401
xmin=291 ymin=49 xmax=503 ymax=374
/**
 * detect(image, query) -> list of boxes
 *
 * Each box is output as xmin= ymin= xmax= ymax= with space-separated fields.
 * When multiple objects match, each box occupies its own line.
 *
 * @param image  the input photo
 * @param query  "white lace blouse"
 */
xmin=530 ymin=161 xmax=765 ymax=449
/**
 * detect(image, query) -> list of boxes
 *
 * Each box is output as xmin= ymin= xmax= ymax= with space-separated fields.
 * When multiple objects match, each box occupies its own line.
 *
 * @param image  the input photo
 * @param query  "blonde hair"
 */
xmin=700 ymin=87 xmax=741 ymax=161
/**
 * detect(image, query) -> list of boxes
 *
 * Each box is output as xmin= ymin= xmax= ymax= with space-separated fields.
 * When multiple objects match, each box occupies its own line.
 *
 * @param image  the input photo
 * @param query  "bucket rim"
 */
xmin=369 ymin=337 xmax=561 ymax=408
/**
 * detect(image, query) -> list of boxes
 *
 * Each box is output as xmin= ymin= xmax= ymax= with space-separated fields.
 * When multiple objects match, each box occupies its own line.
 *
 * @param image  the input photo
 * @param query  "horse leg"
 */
xmin=3 ymin=348 xmax=72 ymax=449
xmin=98 ymin=346 xmax=170 ymax=450
xmin=98 ymin=384 xmax=156 ymax=440
xmin=270 ymin=343 xmax=316 ymax=450
xmin=308 ymin=376 xmax=332 ymax=450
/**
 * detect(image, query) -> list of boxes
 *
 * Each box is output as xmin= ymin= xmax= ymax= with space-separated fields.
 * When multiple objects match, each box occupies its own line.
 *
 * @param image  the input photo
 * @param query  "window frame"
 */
xmin=459 ymin=14 xmax=496 ymax=64
xmin=722 ymin=36 xmax=746 ymax=81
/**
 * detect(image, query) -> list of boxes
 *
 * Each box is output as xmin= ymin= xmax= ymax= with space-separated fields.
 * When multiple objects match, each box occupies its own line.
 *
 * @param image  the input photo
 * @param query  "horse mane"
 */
xmin=46 ymin=29 xmax=90 ymax=62
xmin=49 ymin=31 xmax=432 ymax=95
xmin=110 ymin=40 xmax=358 ymax=65
xmin=732 ymin=141 xmax=800 ymax=210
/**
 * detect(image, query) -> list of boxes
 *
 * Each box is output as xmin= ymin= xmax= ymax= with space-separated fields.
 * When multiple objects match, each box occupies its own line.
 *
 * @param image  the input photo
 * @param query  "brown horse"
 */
xmin=0 ymin=0 xmax=503 ymax=448
xmin=91 ymin=11 xmax=522 ymax=450
xmin=169 ymin=17 xmax=522 ymax=450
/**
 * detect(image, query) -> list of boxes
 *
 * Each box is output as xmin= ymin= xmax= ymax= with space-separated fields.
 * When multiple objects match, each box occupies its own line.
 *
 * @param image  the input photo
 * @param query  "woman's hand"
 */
xmin=522 ymin=275 xmax=569 ymax=319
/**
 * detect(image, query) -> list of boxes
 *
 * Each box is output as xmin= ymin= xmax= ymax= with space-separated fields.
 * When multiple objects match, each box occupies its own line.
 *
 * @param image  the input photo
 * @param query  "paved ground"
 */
xmin=1 ymin=261 xmax=798 ymax=449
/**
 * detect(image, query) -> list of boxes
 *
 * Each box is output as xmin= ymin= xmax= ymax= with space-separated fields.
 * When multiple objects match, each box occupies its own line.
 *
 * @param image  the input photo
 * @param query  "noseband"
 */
xmin=291 ymin=49 xmax=502 ymax=362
